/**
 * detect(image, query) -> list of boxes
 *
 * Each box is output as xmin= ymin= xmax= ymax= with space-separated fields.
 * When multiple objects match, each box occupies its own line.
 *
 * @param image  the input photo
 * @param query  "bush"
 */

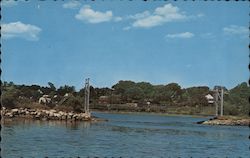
xmin=2 ymin=87 xmax=21 ymax=109
xmin=2 ymin=93 xmax=17 ymax=108
xmin=61 ymin=95 xmax=84 ymax=113
xmin=224 ymin=102 xmax=240 ymax=116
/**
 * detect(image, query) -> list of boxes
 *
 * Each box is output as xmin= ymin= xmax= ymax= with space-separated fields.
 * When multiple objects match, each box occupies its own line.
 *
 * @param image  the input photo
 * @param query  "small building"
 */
xmin=205 ymin=94 xmax=214 ymax=104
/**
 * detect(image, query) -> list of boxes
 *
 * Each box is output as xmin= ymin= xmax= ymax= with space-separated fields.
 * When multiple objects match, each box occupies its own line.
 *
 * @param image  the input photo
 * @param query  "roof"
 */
xmin=205 ymin=94 xmax=214 ymax=99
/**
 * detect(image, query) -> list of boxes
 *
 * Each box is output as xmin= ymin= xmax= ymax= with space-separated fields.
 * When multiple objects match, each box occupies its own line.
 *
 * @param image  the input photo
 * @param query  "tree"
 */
xmin=48 ymin=82 xmax=56 ymax=91
xmin=112 ymin=80 xmax=136 ymax=95
xmin=224 ymin=82 xmax=250 ymax=115
xmin=57 ymin=85 xmax=76 ymax=96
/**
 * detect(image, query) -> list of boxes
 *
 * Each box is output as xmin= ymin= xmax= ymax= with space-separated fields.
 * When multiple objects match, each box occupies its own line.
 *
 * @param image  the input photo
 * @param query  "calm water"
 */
xmin=1 ymin=112 xmax=249 ymax=157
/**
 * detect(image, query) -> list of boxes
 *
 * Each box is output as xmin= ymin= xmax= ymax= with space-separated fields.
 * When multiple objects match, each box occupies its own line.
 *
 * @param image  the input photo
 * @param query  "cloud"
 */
xmin=131 ymin=4 xmax=188 ymax=28
xmin=223 ymin=25 xmax=248 ymax=38
xmin=2 ymin=21 xmax=42 ymax=41
xmin=200 ymin=33 xmax=215 ymax=39
xmin=62 ymin=1 xmax=81 ymax=9
xmin=1 ymin=0 xmax=28 ymax=7
xmin=165 ymin=32 xmax=194 ymax=39
xmin=123 ymin=26 xmax=131 ymax=31
xmin=1 ymin=0 xmax=18 ymax=7
xmin=75 ymin=5 xmax=121 ymax=23
xmin=114 ymin=17 xmax=122 ymax=22
xmin=128 ymin=11 xmax=151 ymax=20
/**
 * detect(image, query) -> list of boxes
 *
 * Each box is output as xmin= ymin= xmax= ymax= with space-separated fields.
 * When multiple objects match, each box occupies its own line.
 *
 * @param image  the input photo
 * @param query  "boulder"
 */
xmin=5 ymin=112 xmax=13 ymax=118
xmin=61 ymin=115 xmax=67 ymax=120
xmin=11 ymin=109 xmax=19 ymax=115
xmin=49 ymin=109 xmax=57 ymax=113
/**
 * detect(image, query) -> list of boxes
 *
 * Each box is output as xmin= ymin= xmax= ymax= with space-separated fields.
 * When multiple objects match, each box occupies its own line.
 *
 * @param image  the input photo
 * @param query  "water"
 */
xmin=1 ymin=112 xmax=249 ymax=157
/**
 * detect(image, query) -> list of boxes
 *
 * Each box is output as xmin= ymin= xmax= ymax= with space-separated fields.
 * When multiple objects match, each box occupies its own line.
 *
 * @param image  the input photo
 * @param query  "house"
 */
xmin=205 ymin=94 xmax=214 ymax=104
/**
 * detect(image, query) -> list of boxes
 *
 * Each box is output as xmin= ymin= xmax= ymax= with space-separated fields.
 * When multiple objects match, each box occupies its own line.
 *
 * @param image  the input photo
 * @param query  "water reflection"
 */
xmin=2 ymin=118 xmax=92 ymax=130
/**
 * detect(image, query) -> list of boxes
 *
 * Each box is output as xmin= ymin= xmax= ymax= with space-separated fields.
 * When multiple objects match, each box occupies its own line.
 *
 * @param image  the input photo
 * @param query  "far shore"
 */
xmin=91 ymin=109 xmax=214 ymax=118
xmin=2 ymin=107 xmax=249 ymax=126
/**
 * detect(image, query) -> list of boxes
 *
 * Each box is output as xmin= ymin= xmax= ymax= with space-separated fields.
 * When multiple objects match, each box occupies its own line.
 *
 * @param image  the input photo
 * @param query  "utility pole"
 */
xmin=214 ymin=88 xmax=219 ymax=116
xmin=84 ymin=78 xmax=90 ymax=115
xmin=214 ymin=86 xmax=224 ymax=117
xmin=220 ymin=88 xmax=224 ymax=116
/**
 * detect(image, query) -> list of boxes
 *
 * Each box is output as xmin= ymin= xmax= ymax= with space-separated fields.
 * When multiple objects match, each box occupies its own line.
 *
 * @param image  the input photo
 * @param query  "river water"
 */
xmin=1 ymin=112 xmax=249 ymax=157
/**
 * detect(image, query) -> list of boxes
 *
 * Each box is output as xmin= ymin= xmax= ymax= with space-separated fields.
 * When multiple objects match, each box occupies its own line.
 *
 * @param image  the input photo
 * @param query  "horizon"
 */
xmin=2 ymin=79 xmax=246 ymax=91
xmin=2 ymin=1 xmax=248 ymax=90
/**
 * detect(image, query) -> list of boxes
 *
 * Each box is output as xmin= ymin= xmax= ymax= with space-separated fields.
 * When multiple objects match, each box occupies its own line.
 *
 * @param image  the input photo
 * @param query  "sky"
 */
xmin=1 ymin=0 xmax=249 ymax=90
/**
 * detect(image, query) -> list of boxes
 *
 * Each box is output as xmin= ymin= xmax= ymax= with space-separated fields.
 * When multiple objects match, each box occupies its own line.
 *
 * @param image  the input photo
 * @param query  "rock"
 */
xmin=49 ymin=109 xmax=57 ymax=113
xmin=61 ymin=115 xmax=67 ymax=120
xmin=35 ymin=115 xmax=41 ymax=119
xmin=11 ymin=109 xmax=19 ymax=114
xmin=49 ymin=112 xmax=54 ymax=117
xmin=58 ymin=111 xmax=64 ymax=115
xmin=54 ymin=113 xmax=61 ymax=118
xmin=5 ymin=112 xmax=13 ymax=118
xmin=30 ymin=112 xmax=37 ymax=115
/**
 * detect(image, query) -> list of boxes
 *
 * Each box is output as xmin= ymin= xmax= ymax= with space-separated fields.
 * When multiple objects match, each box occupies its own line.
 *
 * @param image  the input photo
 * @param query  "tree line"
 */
xmin=1 ymin=80 xmax=249 ymax=115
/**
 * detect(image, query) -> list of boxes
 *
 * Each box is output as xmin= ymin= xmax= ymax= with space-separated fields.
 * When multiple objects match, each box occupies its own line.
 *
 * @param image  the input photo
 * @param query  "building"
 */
xmin=205 ymin=94 xmax=214 ymax=104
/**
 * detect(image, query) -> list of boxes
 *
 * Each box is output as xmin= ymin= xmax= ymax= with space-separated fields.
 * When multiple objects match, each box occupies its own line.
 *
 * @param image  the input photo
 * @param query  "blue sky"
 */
xmin=2 ymin=0 xmax=249 ymax=90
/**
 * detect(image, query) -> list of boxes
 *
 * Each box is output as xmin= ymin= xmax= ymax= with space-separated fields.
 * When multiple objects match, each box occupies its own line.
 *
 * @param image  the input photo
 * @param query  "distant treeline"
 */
xmin=1 ymin=81 xmax=249 ymax=116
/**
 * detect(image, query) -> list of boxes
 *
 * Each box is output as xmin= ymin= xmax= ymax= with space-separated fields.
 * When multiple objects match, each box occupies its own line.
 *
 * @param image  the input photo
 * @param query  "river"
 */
xmin=1 ymin=112 xmax=249 ymax=157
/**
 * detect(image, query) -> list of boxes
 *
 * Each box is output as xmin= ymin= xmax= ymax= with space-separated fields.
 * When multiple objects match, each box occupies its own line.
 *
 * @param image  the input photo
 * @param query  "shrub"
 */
xmin=61 ymin=95 xmax=84 ymax=113
xmin=224 ymin=102 xmax=240 ymax=116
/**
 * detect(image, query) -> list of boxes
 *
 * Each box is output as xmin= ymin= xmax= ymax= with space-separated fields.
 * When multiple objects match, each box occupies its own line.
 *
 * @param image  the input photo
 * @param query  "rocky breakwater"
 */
xmin=198 ymin=116 xmax=250 ymax=126
xmin=1 ymin=107 xmax=94 ymax=121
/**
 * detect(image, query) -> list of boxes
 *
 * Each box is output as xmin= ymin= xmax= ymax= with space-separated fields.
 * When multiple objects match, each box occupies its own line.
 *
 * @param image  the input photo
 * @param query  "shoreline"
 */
xmin=91 ymin=109 xmax=213 ymax=118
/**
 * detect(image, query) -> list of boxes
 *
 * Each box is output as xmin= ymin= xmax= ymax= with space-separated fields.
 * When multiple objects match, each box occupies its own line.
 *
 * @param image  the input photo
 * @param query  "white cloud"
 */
xmin=200 ymin=33 xmax=215 ymax=39
xmin=75 ymin=5 xmax=121 ymax=24
xmin=128 ymin=11 xmax=151 ymax=20
xmin=165 ymin=32 xmax=194 ymax=39
xmin=2 ymin=21 xmax=42 ymax=41
xmin=131 ymin=4 xmax=188 ymax=28
xmin=1 ymin=0 xmax=28 ymax=7
xmin=123 ymin=26 xmax=131 ymax=31
xmin=223 ymin=25 xmax=248 ymax=37
xmin=62 ymin=1 xmax=81 ymax=9
xmin=114 ymin=17 xmax=122 ymax=22
xmin=1 ymin=0 xmax=18 ymax=7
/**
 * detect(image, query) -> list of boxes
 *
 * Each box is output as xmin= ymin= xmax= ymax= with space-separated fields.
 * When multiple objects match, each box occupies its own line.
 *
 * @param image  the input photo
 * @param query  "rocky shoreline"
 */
xmin=1 ymin=107 xmax=106 ymax=122
xmin=198 ymin=116 xmax=250 ymax=126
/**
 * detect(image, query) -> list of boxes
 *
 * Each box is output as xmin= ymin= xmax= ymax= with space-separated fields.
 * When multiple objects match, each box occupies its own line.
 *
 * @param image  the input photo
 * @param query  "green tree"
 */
xmin=48 ymin=82 xmax=56 ymax=91
xmin=57 ymin=85 xmax=76 ymax=96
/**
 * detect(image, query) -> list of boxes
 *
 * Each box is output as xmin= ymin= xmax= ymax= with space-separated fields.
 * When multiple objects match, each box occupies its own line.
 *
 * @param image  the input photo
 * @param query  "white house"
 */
xmin=205 ymin=94 xmax=214 ymax=104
